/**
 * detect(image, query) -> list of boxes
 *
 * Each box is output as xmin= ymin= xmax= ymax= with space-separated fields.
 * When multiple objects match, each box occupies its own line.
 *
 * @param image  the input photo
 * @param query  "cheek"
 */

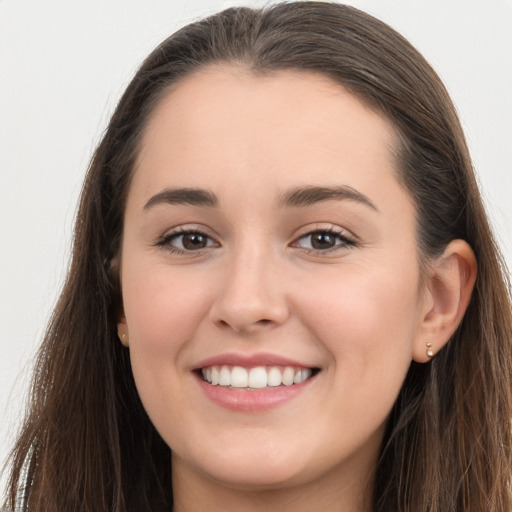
xmin=122 ymin=265 xmax=211 ymax=351
xmin=120 ymin=265 xmax=213 ymax=407
xmin=121 ymin=266 xmax=215 ymax=439
xmin=296 ymin=262 xmax=420 ymax=384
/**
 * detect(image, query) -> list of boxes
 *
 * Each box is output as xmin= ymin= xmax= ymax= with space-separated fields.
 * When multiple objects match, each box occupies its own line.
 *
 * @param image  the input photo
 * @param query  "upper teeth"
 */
xmin=201 ymin=365 xmax=313 ymax=389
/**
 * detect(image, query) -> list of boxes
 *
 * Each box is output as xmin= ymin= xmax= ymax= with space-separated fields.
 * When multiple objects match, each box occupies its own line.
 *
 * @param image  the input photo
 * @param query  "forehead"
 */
xmin=141 ymin=65 xmax=396 ymax=145
xmin=139 ymin=65 xmax=396 ymax=170
xmin=132 ymin=65 xmax=407 ymax=213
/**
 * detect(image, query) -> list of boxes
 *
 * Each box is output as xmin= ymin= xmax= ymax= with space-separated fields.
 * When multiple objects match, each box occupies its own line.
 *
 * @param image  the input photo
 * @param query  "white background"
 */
xmin=1 ymin=0 xmax=511 ymax=497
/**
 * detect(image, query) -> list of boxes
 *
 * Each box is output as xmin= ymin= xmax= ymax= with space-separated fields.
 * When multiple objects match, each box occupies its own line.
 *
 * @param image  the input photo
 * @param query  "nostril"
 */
xmin=215 ymin=317 xmax=276 ymax=334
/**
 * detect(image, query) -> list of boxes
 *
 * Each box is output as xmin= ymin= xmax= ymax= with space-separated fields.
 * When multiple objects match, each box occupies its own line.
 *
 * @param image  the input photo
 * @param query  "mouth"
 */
xmin=198 ymin=365 xmax=320 ymax=390
xmin=193 ymin=353 xmax=321 ymax=411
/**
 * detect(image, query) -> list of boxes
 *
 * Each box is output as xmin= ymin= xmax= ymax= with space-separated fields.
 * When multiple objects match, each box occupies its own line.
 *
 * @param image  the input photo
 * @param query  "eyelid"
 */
xmin=293 ymin=223 xmax=357 ymax=241
xmin=290 ymin=224 xmax=358 ymax=252
xmin=155 ymin=225 xmax=220 ymax=254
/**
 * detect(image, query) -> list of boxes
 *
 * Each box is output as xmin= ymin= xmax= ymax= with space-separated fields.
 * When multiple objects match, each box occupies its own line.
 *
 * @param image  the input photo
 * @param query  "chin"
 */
xmin=180 ymin=440 xmax=313 ymax=490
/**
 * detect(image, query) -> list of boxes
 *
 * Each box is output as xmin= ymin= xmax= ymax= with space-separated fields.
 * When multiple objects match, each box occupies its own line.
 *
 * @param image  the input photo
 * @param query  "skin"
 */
xmin=117 ymin=66 xmax=476 ymax=511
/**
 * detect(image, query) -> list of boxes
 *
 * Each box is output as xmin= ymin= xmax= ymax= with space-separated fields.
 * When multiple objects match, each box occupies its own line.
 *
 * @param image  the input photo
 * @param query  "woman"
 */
xmin=4 ymin=2 xmax=511 ymax=511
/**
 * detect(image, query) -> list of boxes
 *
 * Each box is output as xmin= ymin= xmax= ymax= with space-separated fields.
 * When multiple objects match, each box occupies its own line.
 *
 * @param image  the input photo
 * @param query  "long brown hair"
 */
xmin=5 ymin=3 xmax=511 ymax=511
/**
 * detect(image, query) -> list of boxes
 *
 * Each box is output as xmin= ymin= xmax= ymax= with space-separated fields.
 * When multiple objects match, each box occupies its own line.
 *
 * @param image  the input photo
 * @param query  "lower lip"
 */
xmin=195 ymin=373 xmax=316 ymax=412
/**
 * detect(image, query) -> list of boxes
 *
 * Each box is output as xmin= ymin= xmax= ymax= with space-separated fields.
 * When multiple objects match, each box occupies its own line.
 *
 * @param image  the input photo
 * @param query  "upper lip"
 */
xmin=194 ymin=352 xmax=316 ymax=370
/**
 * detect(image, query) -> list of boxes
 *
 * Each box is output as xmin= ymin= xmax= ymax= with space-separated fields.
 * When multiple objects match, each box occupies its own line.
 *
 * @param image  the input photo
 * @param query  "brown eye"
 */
xmin=181 ymin=233 xmax=208 ymax=250
xmin=310 ymin=232 xmax=337 ymax=250
xmin=157 ymin=230 xmax=216 ymax=253
xmin=295 ymin=230 xmax=355 ymax=252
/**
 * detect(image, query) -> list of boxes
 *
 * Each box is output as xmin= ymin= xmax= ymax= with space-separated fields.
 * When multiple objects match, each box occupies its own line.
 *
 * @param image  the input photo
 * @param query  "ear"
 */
xmin=111 ymin=256 xmax=129 ymax=347
xmin=412 ymin=239 xmax=477 ymax=362
xmin=117 ymin=317 xmax=129 ymax=347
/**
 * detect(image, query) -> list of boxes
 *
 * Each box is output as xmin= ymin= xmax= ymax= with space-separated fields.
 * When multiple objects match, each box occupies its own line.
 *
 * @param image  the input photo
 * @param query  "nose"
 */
xmin=209 ymin=244 xmax=289 ymax=334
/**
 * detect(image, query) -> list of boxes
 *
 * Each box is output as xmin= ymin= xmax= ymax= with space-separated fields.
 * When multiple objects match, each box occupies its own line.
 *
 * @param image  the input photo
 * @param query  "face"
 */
xmin=118 ymin=66 xmax=429 ymax=495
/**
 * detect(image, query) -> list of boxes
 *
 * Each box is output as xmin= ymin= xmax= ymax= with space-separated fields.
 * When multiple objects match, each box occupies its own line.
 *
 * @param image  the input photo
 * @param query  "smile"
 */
xmin=194 ymin=353 xmax=320 ymax=411
xmin=201 ymin=365 xmax=315 ymax=389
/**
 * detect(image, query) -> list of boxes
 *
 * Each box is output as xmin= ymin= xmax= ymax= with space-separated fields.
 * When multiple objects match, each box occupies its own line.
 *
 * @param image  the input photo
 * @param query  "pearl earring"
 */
xmin=426 ymin=342 xmax=434 ymax=358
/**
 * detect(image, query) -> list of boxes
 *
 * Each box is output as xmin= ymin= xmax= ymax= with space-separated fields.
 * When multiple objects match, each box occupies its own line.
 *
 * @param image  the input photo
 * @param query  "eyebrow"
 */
xmin=144 ymin=187 xmax=218 ymax=210
xmin=279 ymin=185 xmax=378 ymax=211
xmin=143 ymin=184 xmax=377 ymax=212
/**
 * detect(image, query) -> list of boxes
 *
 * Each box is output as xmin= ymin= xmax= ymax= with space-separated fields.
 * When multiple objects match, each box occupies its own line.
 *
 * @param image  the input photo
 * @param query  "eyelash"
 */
xmin=294 ymin=228 xmax=357 ymax=253
xmin=155 ymin=228 xmax=216 ymax=255
xmin=155 ymin=227 xmax=357 ymax=255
